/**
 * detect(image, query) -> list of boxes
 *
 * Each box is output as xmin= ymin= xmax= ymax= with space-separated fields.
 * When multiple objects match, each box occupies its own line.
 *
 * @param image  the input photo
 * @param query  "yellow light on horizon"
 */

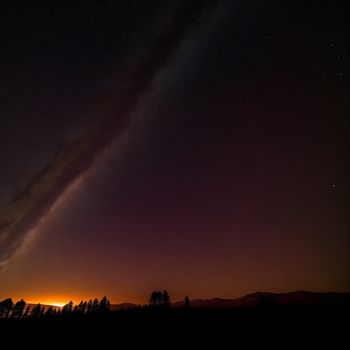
xmin=27 ymin=301 xmax=65 ymax=307
xmin=46 ymin=302 xmax=65 ymax=307
xmin=27 ymin=299 xmax=68 ymax=307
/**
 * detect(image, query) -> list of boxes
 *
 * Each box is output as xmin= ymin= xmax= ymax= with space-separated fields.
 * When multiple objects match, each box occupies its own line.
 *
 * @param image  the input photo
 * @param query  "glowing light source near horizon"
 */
xmin=28 ymin=299 xmax=67 ymax=307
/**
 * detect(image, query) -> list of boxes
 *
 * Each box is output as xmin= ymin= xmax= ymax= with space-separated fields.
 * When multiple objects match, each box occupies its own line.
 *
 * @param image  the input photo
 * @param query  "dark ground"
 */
xmin=1 ymin=305 xmax=349 ymax=348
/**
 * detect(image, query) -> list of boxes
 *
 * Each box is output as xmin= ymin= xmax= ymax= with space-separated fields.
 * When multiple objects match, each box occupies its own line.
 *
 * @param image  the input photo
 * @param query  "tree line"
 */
xmin=0 ymin=291 xmax=191 ymax=318
xmin=149 ymin=290 xmax=191 ymax=308
xmin=0 ymin=296 xmax=110 ymax=318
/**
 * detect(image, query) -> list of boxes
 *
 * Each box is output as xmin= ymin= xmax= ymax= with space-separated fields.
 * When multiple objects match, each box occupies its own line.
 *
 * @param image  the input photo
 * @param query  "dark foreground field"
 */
xmin=1 ymin=305 xmax=349 ymax=348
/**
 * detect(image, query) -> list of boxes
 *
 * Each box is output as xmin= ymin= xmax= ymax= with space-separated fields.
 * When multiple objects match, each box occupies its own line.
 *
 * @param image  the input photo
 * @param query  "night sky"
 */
xmin=0 ymin=0 xmax=349 ymax=305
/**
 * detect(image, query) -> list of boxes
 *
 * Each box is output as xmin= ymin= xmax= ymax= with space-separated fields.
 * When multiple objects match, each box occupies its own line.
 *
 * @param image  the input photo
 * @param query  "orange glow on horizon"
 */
xmin=21 ymin=295 xmax=127 ymax=307
xmin=2 ymin=291 xmax=149 ymax=306
xmin=27 ymin=298 xmax=69 ymax=307
xmin=42 ymin=302 xmax=65 ymax=307
xmin=23 ymin=294 xmax=82 ymax=307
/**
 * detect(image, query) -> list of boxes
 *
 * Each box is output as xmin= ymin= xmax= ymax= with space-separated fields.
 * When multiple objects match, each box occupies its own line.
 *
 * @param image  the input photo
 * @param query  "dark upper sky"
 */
xmin=0 ymin=0 xmax=349 ymax=305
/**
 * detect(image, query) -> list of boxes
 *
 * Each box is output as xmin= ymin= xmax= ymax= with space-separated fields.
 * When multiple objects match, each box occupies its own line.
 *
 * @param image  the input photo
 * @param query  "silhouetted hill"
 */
xmin=112 ymin=291 xmax=350 ymax=309
xmin=3 ymin=291 xmax=349 ymax=312
xmin=171 ymin=291 xmax=350 ymax=308
xmin=109 ymin=302 xmax=138 ymax=311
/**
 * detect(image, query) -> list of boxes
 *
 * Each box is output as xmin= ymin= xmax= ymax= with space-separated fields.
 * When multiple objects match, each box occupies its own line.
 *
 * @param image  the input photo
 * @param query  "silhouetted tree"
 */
xmin=87 ymin=299 xmax=93 ymax=313
xmin=184 ymin=296 xmax=191 ymax=308
xmin=0 ymin=298 xmax=14 ymax=317
xmin=31 ymin=303 xmax=43 ymax=318
xmin=45 ymin=306 xmax=54 ymax=317
xmin=11 ymin=299 xmax=26 ymax=318
xmin=150 ymin=290 xmax=170 ymax=306
xmin=61 ymin=304 xmax=69 ymax=315
xmin=23 ymin=305 xmax=30 ymax=318
xmin=150 ymin=291 xmax=157 ymax=305
xmin=162 ymin=290 xmax=170 ymax=307
xmin=40 ymin=306 xmax=46 ymax=317
xmin=62 ymin=301 xmax=73 ymax=315
xmin=150 ymin=291 xmax=163 ymax=305
xmin=92 ymin=298 xmax=99 ymax=312
xmin=77 ymin=301 xmax=87 ymax=314
xmin=68 ymin=301 xmax=73 ymax=312
xmin=99 ymin=296 xmax=110 ymax=312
